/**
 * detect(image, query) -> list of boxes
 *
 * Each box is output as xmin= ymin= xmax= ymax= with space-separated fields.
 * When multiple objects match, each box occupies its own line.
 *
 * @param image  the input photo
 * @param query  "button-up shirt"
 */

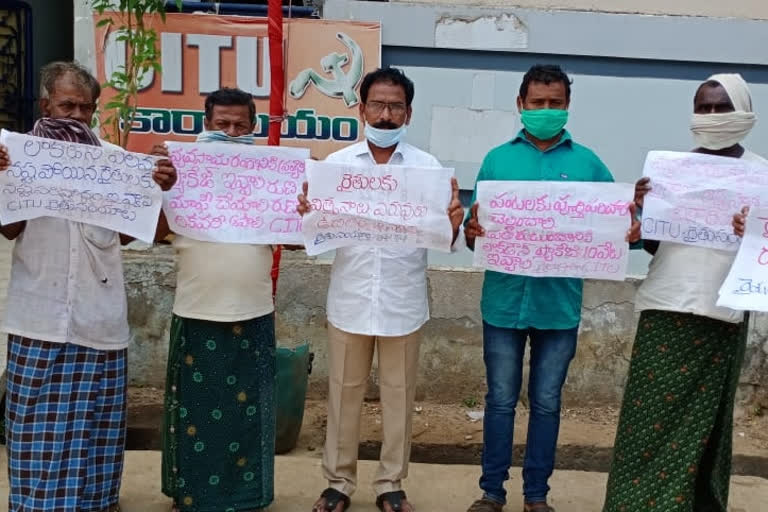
xmin=469 ymin=130 xmax=615 ymax=330
xmin=3 ymin=218 xmax=130 ymax=350
xmin=324 ymin=140 xmax=448 ymax=336
xmin=3 ymin=137 xmax=130 ymax=350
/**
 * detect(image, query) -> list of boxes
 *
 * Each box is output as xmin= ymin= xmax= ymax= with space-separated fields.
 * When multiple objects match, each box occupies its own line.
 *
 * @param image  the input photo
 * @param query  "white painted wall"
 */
xmin=325 ymin=1 xmax=768 ymax=66
xmin=397 ymin=0 xmax=768 ymax=20
xmin=401 ymin=67 xmax=768 ymax=274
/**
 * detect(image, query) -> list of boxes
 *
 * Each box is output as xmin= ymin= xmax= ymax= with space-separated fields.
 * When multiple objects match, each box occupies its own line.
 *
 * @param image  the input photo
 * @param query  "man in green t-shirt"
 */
xmin=463 ymin=64 xmax=639 ymax=512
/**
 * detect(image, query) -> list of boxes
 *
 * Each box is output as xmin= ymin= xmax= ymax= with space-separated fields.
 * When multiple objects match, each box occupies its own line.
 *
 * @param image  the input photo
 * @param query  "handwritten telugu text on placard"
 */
xmin=0 ymin=129 xmax=161 ymax=242
xmin=717 ymin=208 xmax=768 ymax=311
xmin=472 ymin=181 xmax=634 ymax=280
xmin=642 ymin=151 xmax=768 ymax=251
xmin=164 ymin=142 xmax=310 ymax=244
xmin=301 ymin=160 xmax=454 ymax=255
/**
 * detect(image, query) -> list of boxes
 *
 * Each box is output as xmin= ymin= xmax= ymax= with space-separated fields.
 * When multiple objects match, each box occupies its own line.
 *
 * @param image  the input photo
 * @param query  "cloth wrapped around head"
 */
xmin=691 ymin=73 xmax=757 ymax=151
xmin=31 ymin=117 xmax=101 ymax=146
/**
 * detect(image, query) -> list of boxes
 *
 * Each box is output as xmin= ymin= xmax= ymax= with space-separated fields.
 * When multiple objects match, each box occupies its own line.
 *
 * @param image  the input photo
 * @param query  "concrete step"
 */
xmin=125 ymin=402 xmax=768 ymax=479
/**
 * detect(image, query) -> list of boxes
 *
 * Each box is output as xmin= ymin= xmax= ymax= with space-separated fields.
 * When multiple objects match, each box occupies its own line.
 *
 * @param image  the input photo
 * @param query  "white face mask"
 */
xmin=690 ymin=111 xmax=756 ymax=150
xmin=364 ymin=123 xmax=407 ymax=149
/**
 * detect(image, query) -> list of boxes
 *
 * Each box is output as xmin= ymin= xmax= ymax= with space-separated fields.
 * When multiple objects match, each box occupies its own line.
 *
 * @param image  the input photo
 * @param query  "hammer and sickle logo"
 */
xmin=289 ymin=32 xmax=364 ymax=107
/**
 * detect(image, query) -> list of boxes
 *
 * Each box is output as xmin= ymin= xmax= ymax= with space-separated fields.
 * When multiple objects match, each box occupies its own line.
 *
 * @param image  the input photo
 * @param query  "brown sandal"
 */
xmin=376 ymin=490 xmax=413 ymax=512
xmin=467 ymin=498 xmax=503 ymax=512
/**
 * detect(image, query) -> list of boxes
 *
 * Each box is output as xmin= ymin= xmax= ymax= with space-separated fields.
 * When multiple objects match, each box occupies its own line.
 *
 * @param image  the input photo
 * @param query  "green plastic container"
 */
xmin=275 ymin=342 xmax=313 ymax=454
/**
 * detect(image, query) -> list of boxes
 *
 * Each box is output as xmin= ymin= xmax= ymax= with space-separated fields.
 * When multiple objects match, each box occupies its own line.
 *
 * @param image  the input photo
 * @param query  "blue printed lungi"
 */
xmin=5 ymin=335 xmax=127 ymax=512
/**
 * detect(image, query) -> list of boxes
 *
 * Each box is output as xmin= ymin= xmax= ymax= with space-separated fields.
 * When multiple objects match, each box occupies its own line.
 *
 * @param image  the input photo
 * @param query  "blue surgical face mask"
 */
xmin=364 ymin=123 xmax=407 ymax=149
xmin=196 ymin=130 xmax=255 ymax=145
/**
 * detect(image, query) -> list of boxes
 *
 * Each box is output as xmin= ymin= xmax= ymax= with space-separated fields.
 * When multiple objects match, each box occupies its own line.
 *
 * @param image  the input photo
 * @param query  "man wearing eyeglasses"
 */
xmin=298 ymin=67 xmax=464 ymax=512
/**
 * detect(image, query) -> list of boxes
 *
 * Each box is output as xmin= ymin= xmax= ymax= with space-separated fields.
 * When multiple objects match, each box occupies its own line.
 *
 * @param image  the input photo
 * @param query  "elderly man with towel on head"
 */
xmin=602 ymin=73 xmax=767 ymax=512
xmin=0 ymin=60 xmax=176 ymax=512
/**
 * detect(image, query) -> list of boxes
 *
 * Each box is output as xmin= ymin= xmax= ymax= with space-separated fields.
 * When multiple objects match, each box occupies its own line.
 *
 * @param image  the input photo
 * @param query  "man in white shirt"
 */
xmin=298 ymin=67 xmax=464 ymax=512
xmin=0 ymin=61 xmax=176 ymax=512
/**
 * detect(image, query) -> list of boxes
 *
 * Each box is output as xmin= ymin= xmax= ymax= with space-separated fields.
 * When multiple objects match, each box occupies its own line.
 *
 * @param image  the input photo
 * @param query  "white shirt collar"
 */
xmin=354 ymin=140 xmax=407 ymax=163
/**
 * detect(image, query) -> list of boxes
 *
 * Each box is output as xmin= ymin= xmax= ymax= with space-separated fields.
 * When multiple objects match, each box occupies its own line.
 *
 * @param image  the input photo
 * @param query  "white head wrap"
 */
xmin=690 ymin=73 xmax=757 ymax=150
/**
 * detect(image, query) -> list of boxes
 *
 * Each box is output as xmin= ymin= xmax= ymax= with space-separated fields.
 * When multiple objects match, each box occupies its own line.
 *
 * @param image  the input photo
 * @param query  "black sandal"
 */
xmin=376 ymin=490 xmax=410 ymax=512
xmin=313 ymin=488 xmax=350 ymax=511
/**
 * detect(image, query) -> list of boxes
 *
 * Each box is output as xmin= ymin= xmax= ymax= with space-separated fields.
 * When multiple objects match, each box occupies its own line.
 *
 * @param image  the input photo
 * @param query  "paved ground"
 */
xmin=0 ymin=450 xmax=766 ymax=511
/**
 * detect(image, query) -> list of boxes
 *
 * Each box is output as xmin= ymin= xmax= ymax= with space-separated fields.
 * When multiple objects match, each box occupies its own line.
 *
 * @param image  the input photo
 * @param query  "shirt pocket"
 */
xmin=79 ymin=224 xmax=120 ymax=287
xmin=81 ymin=224 xmax=119 ymax=249
xmin=542 ymin=163 xmax=569 ymax=181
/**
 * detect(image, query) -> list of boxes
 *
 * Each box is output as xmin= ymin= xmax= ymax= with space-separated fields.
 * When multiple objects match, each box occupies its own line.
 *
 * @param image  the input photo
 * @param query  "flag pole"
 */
xmin=267 ymin=0 xmax=286 ymax=300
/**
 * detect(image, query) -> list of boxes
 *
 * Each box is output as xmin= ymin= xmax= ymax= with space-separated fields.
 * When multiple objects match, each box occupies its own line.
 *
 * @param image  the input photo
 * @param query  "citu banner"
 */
xmin=93 ymin=12 xmax=381 ymax=159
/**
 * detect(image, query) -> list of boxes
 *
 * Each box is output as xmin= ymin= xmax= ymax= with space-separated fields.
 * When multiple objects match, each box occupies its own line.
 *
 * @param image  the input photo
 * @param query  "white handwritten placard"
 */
xmin=0 ymin=129 xmax=161 ymax=242
xmin=164 ymin=142 xmax=309 ymax=244
xmin=301 ymin=160 xmax=454 ymax=255
xmin=473 ymin=181 xmax=634 ymax=280
xmin=717 ymin=208 xmax=768 ymax=311
xmin=642 ymin=151 xmax=768 ymax=251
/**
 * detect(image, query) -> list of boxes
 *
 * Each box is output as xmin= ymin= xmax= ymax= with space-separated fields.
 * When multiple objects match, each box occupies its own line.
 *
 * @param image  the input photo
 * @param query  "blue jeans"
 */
xmin=479 ymin=321 xmax=578 ymax=505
